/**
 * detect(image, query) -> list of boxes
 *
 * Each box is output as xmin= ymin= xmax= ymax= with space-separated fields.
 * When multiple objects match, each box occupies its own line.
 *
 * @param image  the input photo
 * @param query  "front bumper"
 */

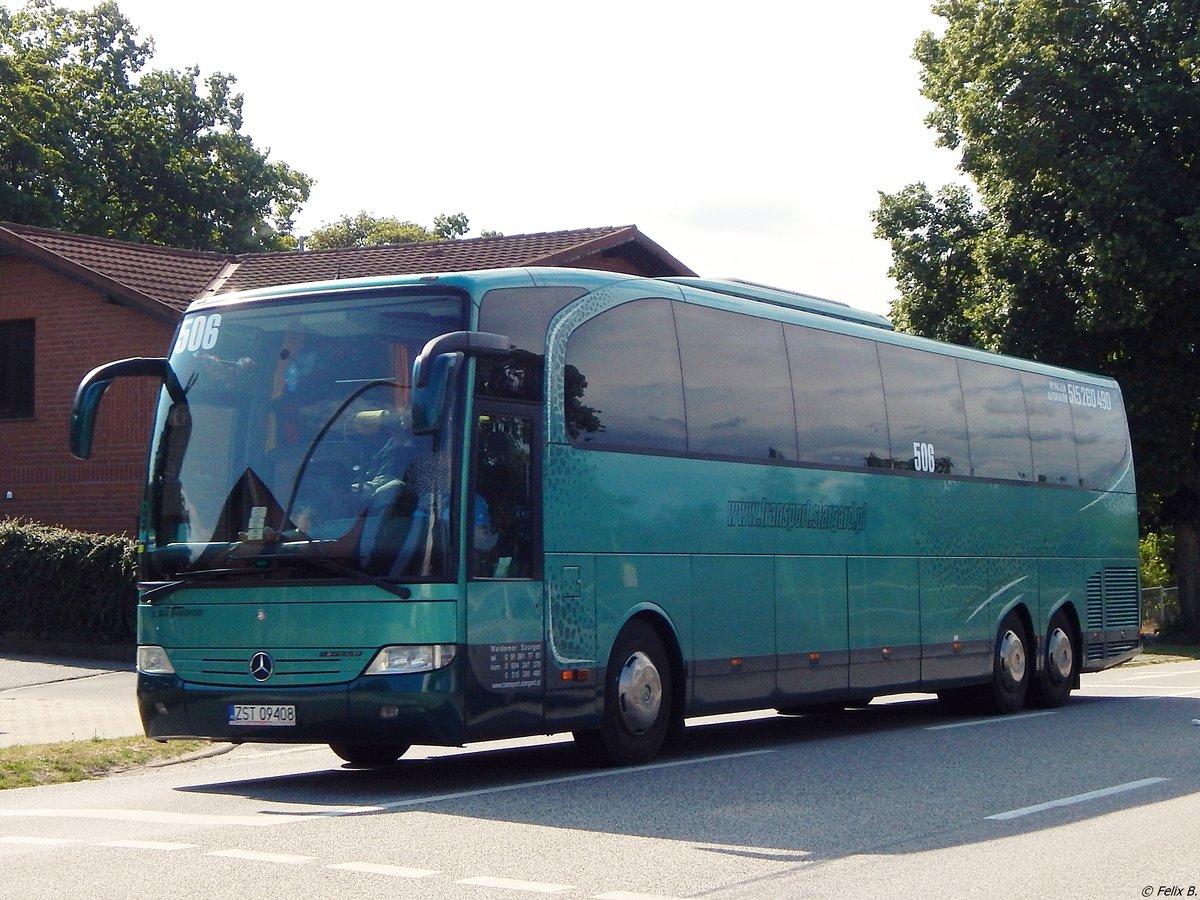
xmin=138 ymin=663 xmax=465 ymax=746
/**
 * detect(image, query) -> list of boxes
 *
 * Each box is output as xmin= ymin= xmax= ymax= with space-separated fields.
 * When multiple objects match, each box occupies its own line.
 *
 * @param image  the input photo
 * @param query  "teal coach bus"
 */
xmin=71 ymin=267 xmax=1140 ymax=766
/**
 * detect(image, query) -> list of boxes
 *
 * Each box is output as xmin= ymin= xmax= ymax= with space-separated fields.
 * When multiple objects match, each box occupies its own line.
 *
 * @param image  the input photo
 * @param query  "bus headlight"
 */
xmin=364 ymin=644 xmax=456 ymax=675
xmin=137 ymin=645 xmax=176 ymax=675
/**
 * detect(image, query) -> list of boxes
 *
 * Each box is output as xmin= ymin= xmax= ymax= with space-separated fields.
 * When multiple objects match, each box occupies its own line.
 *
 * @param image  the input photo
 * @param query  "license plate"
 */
xmin=228 ymin=704 xmax=296 ymax=727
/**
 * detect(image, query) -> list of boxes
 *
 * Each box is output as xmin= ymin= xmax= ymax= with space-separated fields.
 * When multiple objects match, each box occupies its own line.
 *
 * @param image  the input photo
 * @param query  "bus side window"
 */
xmin=786 ymin=325 xmax=889 ymax=469
xmin=473 ymin=412 xmax=534 ymax=578
xmin=1021 ymin=372 xmax=1080 ymax=485
xmin=563 ymin=298 xmax=686 ymax=452
xmin=878 ymin=343 xmax=969 ymax=475
xmin=959 ymin=359 xmax=1033 ymax=480
xmin=675 ymin=303 xmax=797 ymax=460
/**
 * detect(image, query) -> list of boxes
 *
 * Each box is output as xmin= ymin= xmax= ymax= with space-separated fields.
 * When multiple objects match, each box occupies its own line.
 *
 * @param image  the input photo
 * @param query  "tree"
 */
xmin=432 ymin=212 xmax=469 ymax=240
xmin=0 ymin=0 xmax=311 ymax=252
xmin=873 ymin=0 xmax=1200 ymax=635
xmin=305 ymin=212 xmax=440 ymax=250
xmin=306 ymin=211 xmax=487 ymax=249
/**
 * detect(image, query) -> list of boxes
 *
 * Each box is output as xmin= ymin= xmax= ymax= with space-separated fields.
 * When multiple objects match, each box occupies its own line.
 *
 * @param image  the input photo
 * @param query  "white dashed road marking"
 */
xmin=986 ymin=777 xmax=1168 ymax=820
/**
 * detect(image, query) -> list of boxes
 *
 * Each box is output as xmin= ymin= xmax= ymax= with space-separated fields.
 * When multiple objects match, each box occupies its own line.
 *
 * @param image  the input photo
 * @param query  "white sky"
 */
xmin=66 ymin=0 xmax=966 ymax=316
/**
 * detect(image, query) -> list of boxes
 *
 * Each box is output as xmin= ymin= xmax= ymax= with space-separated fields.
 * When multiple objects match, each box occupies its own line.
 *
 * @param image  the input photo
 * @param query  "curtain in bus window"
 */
xmin=564 ymin=298 xmax=686 ymax=451
xmin=785 ymin=325 xmax=889 ymax=468
xmin=877 ymin=344 xmax=969 ymax=475
xmin=674 ymin=304 xmax=797 ymax=460
xmin=1020 ymin=372 xmax=1081 ymax=485
xmin=958 ymin=360 xmax=1033 ymax=481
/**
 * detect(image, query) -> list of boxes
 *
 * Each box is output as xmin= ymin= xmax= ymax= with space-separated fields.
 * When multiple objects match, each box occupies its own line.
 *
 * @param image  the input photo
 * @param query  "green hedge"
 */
xmin=0 ymin=519 xmax=137 ymax=646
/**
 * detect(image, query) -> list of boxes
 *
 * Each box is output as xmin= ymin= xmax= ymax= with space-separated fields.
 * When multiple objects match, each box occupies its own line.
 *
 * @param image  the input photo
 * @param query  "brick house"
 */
xmin=0 ymin=223 xmax=693 ymax=535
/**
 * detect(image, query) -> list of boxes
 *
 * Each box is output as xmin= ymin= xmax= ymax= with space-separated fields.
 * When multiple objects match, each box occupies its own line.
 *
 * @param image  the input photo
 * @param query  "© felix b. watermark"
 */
xmin=1143 ymin=888 xmax=1197 ymax=897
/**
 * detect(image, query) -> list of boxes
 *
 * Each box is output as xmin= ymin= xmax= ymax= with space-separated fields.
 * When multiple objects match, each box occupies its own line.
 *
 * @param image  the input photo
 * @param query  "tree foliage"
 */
xmin=306 ymin=210 xmax=479 ymax=249
xmin=0 ymin=0 xmax=311 ymax=252
xmin=873 ymin=0 xmax=1200 ymax=634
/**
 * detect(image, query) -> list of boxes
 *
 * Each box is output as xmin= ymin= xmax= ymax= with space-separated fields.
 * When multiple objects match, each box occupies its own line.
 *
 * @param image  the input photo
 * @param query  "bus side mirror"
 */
xmin=70 ymin=357 xmax=183 ymax=459
xmin=411 ymin=331 xmax=510 ymax=435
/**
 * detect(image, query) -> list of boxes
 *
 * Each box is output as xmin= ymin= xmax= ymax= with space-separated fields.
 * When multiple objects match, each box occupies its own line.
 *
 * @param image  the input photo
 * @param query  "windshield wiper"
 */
xmin=140 ymin=568 xmax=245 ymax=603
xmin=141 ymin=555 xmax=412 ymax=604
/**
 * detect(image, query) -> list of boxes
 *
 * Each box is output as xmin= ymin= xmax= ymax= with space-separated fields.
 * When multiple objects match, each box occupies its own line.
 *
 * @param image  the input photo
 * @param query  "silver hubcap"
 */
xmin=1047 ymin=627 xmax=1073 ymax=682
xmin=999 ymin=628 xmax=1027 ymax=689
xmin=617 ymin=650 xmax=663 ymax=734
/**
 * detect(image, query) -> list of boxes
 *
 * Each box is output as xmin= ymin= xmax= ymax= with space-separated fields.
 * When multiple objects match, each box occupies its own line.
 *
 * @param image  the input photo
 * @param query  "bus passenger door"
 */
xmin=463 ymin=406 xmax=545 ymax=741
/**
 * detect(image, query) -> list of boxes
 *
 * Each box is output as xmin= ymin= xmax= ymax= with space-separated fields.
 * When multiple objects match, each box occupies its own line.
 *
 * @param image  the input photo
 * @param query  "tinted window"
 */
xmin=877 ymin=344 xmax=969 ymax=475
xmin=477 ymin=286 xmax=586 ymax=401
xmin=675 ymin=304 xmax=797 ymax=460
xmin=1021 ymin=373 xmax=1080 ymax=485
xmin=473 ymin=412 xmax=535 ymax=578
xmin=1065 ymin=382 xmax=1129 ymax=488
xmin=959 ymin=360 xmax=1033 ymax=480
xmin=565 ymin=298 xmax=686 ymax=451
xmin=786 ymin=325 xmax=889 ymax=468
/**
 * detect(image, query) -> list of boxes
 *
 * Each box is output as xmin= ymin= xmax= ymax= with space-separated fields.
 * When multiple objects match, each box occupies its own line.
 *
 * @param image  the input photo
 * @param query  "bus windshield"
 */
xmin=141 ymin=290 xmax=466 ymax=584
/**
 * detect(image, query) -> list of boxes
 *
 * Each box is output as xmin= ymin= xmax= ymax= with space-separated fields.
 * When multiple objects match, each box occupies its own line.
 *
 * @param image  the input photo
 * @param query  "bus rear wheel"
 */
xmin=574 ymin=619 xmax=674 ymax=766
xmin=329 ymin=742 xmax=410 ymax=766
xmin=1026 ymin=610 xmax=1077 ymax=708
xmin=985 ymin=610 xmax=1031 ymax=714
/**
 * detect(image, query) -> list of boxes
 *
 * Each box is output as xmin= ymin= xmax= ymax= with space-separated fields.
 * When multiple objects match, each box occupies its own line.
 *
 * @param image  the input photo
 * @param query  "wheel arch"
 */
xmin=997 ymin=600 xmax=1036 ymax=650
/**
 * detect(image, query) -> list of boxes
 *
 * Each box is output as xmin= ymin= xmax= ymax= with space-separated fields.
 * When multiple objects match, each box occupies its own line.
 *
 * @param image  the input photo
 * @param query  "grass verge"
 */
xmin=0 ymin=736 xmax=211 ymax=790
xmin=1127 ymin=642 xmax=1200 ymax=667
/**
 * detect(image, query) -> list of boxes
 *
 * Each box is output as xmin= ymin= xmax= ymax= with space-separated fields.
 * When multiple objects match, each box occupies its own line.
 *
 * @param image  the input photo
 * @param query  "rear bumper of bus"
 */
xmin=1080 ymin=629 xmax=1142 ymax=673
xmin=137 ymin=667 xmax=466 ymax=747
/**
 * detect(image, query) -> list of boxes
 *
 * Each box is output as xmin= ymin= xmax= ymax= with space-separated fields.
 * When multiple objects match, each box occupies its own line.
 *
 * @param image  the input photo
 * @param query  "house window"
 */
xmin=0 ymin=319 xmax=35 ymax=419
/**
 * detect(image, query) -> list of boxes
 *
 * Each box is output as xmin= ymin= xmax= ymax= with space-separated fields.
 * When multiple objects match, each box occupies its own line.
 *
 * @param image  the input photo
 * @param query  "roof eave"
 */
xmin=0 ymin=224 xmax=182 ymax=323
xmin=531 ymin=225 xmax=696 ymax=276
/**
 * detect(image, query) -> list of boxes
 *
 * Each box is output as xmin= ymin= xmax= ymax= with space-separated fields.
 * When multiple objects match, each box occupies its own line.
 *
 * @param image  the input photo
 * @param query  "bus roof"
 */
xmin=663 ymin=277 xmax=894 ymax=330
xmin=186 ymin=268 xmax=894 ymax=330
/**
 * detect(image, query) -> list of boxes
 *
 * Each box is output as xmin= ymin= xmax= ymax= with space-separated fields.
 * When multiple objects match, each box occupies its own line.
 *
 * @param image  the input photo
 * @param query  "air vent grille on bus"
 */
xmin=1086 ymin=574 xmax=1104 ymax=630
xmin=1103 ymin=567 xmax=1140 ymax=629
xmin=1084 ymin=567 xmax=1140 ymax=662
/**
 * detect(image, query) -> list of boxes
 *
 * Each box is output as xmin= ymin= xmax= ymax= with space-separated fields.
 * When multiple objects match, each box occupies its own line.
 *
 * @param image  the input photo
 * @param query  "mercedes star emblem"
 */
xmin=249 ymin=651 xmax=274 ymax=682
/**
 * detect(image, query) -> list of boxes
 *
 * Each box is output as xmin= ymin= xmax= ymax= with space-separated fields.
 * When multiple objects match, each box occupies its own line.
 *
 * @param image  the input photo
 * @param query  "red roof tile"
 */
xmin=0 ymin=222 xmax=693 ymax=318
xmin=0 ymin=223 xmax=228 ymax=314
xmin=222 ymin=226 xmax=654 ymax=293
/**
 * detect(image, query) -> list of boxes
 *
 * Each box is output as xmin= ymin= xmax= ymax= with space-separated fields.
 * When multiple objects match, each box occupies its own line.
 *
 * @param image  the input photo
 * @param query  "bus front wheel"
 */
xmin=574 ymin=619 xmax=673 ymax=766
xmin=329 ymin=742 xmax=410 ymax=766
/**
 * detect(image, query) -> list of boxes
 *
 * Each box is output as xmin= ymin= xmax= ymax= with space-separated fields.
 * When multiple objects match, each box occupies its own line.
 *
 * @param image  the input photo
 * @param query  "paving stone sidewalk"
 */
xmin=0 ymin=653 xmax=142 ymax=747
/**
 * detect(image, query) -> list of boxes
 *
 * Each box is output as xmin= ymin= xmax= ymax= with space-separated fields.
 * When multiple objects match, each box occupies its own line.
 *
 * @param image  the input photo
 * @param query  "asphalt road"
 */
xmin=0 ymin=660 xmax=1197 ymax=899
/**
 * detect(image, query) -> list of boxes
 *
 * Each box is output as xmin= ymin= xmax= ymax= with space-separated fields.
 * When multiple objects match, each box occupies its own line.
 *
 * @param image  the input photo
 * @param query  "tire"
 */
xmin=329 ymin=742 xmax=409 ymax=766
xmin=939 ymin=611 xmax=1031 ymax=715
xmin=984 ymin=610 xmax=1031 ymax=714
xmin=574 ymin=619 xmax=674 ymax=766
xmin=1026 ymin=609 xmax=1078 ymax=708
